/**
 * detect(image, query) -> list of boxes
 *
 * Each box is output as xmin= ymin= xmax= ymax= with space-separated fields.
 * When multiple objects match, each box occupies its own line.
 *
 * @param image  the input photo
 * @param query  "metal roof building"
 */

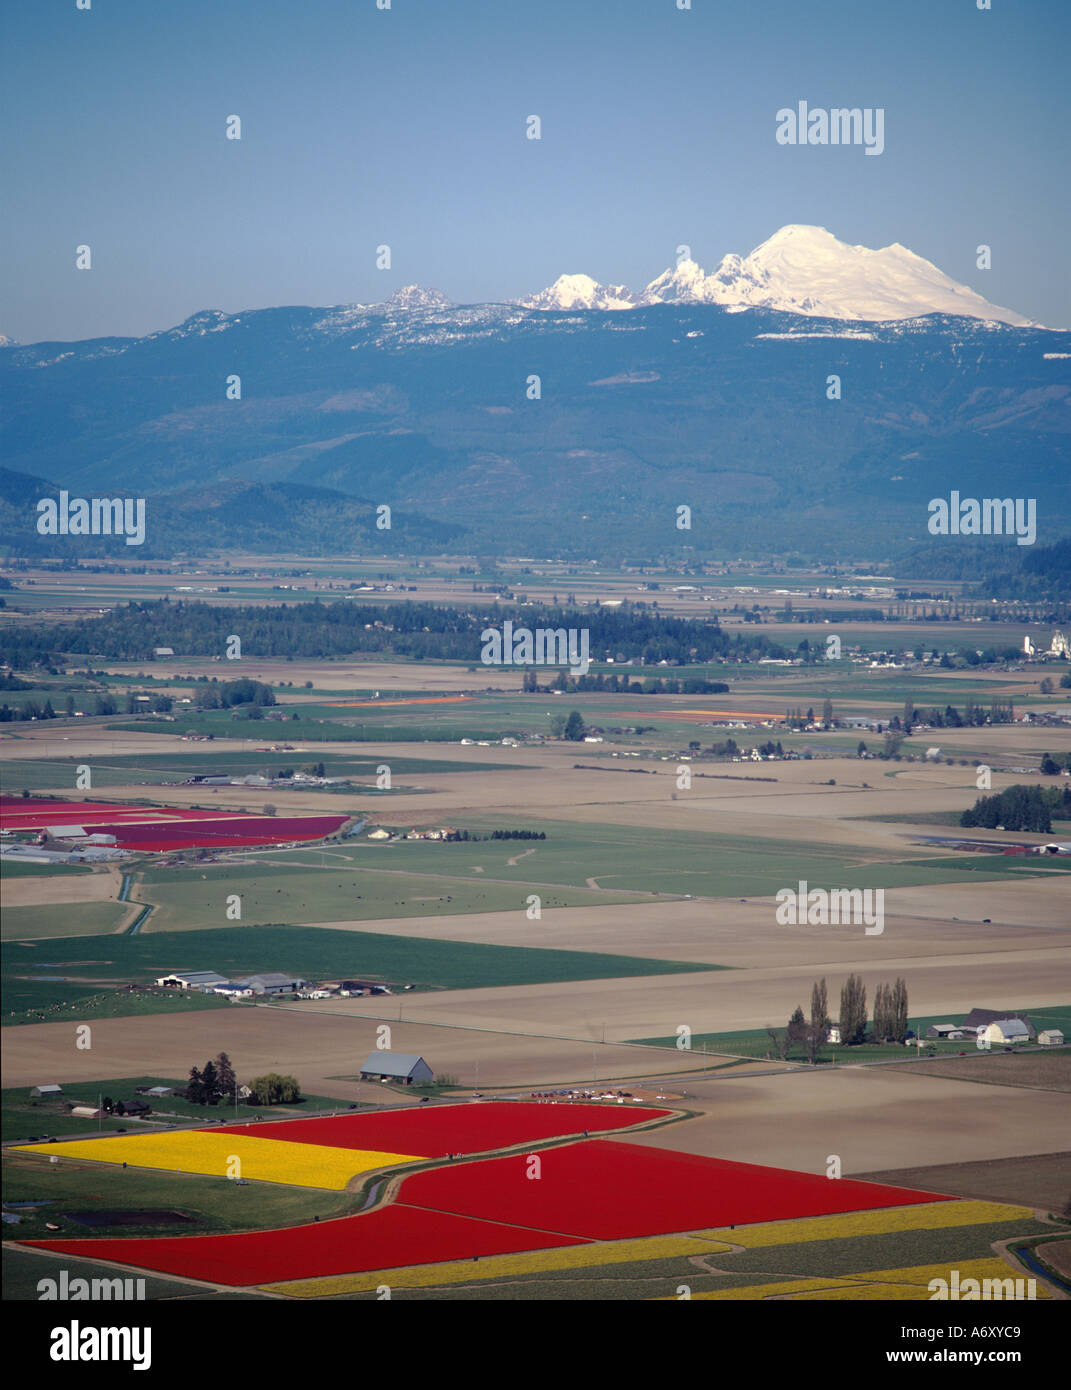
xmin=359 ymin=1052 xmax=434 ymax=1086
xmin=234 ymin=973 xmax=306 ymax=995
xmin=155 ymin=970 xmax=229 ymax=990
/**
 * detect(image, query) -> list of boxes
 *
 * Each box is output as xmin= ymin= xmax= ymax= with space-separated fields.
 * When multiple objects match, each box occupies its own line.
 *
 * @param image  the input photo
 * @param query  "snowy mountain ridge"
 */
xmin=522 ymin=225 xmax=1039 ymax=326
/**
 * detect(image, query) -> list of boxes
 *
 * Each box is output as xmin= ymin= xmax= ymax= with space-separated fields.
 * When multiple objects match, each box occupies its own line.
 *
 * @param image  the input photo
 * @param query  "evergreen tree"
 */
xmin=564 ymin=710 xmax=585 ymax=741
xmin=187 ymin=1066 xmax=205 ymax=1106
xmin=215 ymin=1052 xmax=236 ymax=1103
xmin=201 ymin=1060 xmax=220 ymax=1106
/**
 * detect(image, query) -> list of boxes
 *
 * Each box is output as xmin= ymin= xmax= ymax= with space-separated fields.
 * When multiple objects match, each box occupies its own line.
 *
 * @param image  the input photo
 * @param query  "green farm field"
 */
xmin=1 ymin=901 xmax=134 ymax=942
xmin=276 ymin=820 xmax=1071 ymax=902
xmin=0 ymin=859 xmax=94 ymax=878
xmin=1 ymin=1075 xmax=366 ymax=1143
xmin=136 ymin=862 xmax=650 ymax=932
xmin=3 ymin=982 xmax=233 ymax=1028
xmin=1 ymin=923 xmax=713 ymax=1022
xmin=0 ymin=749 xmax=517 ymax=792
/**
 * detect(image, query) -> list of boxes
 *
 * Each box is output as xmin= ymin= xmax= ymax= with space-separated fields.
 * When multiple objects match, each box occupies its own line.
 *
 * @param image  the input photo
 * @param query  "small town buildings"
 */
xmin=359 ymin=1052 xmax=433 ymax=1086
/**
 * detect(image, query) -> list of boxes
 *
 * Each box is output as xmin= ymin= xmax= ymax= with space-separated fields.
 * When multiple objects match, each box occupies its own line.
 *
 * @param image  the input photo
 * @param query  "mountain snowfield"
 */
xmin=518 ymin=225 xmax=1038 ymax=326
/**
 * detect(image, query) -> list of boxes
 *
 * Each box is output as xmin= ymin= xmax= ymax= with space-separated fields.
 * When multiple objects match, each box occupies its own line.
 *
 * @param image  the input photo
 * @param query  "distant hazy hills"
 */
xmin=0 ymin=469 xmax=463 ymax=559
xmin=1 ymin=245 xmax=1067 ymax=561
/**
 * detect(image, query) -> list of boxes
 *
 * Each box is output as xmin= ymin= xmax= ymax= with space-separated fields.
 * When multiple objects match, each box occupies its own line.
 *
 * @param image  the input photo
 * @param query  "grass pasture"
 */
xmin=135 ymin=862 xmax=650 ymax=933
xmin=0 ymin=859 xmax=94 ymax=878
xmin=320 ymin=820 xmax=1071 ymax=900
xmin=1 ymin=901 xmax=133 ymax=942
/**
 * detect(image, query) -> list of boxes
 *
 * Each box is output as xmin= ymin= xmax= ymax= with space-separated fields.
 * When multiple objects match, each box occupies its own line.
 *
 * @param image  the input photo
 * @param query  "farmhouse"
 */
xmin=115 ymin=1099 xmax=151 ymax=1117
xmin=359 ymin=1052 xmax=433 ymax=1086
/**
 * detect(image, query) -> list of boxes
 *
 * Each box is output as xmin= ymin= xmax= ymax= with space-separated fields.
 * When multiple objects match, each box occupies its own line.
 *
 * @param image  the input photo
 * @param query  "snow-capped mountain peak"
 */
xmin=381 ymin=284 xmax=454 ymax=310
xmin=711 ymin=224 xmax=1034 ymax=324
xmin=518 ymin=274 xmax=636 ymax=311
xmin=526 ymin=225 xmax=1038 ymax=326
xmin=640 ymin=258 xmax=711 ymax=304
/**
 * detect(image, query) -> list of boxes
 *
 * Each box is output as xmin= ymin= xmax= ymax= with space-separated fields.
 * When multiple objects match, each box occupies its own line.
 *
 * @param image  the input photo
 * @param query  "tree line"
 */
xmin=184 ymin=1053 xmax=302 ymax=1107
xmin=768 ymin=975 xmax=910 ymax=1062
xmin=1 ymin=598 xmax=787 ymax=670
xmin=534 ymin=672 xmax=730 ymax=695
xmin=961 ymin=783 xmax=1071 ymax=833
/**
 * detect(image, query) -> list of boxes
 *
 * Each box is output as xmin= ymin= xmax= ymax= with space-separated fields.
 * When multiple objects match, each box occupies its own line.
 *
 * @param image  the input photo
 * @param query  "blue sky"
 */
xmin=2 ymin=0 xmax=1068 ymax=342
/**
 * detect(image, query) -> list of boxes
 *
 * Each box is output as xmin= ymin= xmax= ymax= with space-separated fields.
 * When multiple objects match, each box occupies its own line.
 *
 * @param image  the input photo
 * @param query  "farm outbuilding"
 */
xmin=982 ymin=1019 xmax=1031 ymax=1046
xmin=359 ymin=1052 xmax=434 ymax=1086
xmin=1037 ymin=1029 xmax=1065 ymax=1046
xmin=31 ymin=1084 xmax=62 ymax=1098
xmin=963 ymin=1009 xmax=1035 ymax=1039
xmin=155 ymin=971 xmax=229 ymax=991
xmin=234 ymin=973 xmax=306 ymax=996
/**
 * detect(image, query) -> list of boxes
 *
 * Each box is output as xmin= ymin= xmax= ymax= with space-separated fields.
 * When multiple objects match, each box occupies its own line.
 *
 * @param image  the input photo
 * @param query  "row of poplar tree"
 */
xmin=774 ymin=976 xmax=910 ymax=1062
